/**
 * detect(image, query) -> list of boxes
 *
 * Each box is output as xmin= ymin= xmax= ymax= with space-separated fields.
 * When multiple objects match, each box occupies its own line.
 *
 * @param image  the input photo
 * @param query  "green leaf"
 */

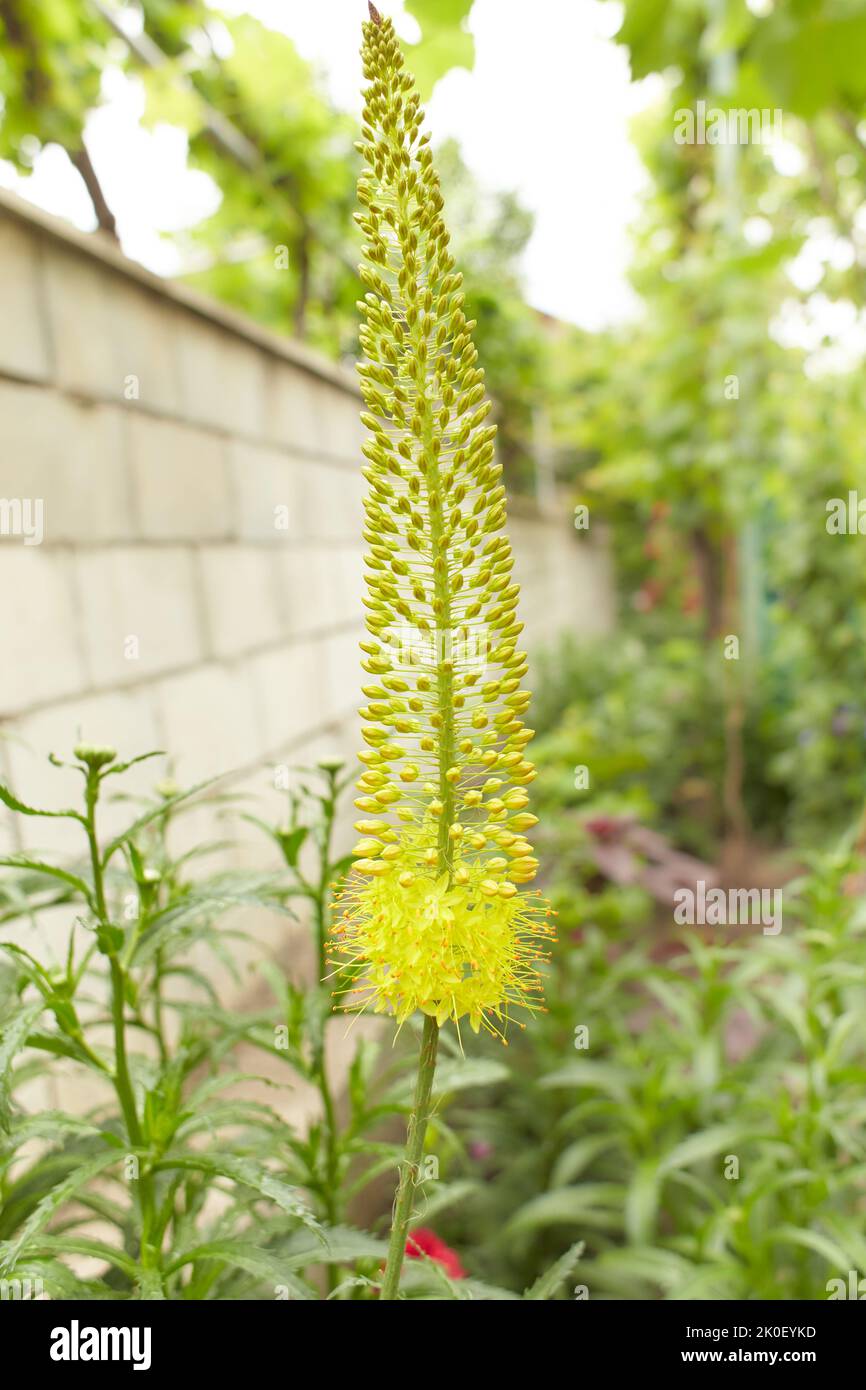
xmin=0 ymin=1001 xmax=45 ymax=1130
xmin=166 ymin=1241 xmax=314 ymax=1299
xmin=1 ymin=1257 xmax=117 ymax=1301
xmin=282 ymin=1225 xmax=388 ymax=1270
xmin=507 ymin=1184 xmax=626 ymax=1235
xmin=7 ymin=1112 xmax=104 ymax=1146
xmin=0 ymin=783 xmax=82 ymax=821
xmin=540 ymin=1059 xmax=632 ymax=1100
xmin=409 ymin=1179 xmax=479 ymax=1225
xmin=102 ymin=776 xmax=223 ymax=866
xmin=625 ymin=1159 xmax=662 ymax=1244
xmin=770 ymin=1224 xmax=851 ymax=1272
xmin=524 ymin=1240 xmax=585 ymax=1300
xmin=155 ymin=1154 xmax=319 ymax=1234
xmin=384 ymin=1056 xmax=509 ymax=1106
xmin=659 ymin=1125 xmax=749 ymax=1174
xmin=405 ymin=0 xmax=476 ymax=98
xmin=550 ymin=1135 xmax=621 ymax=1187
xmin=23 ymin=1234 xmax=138 ymax=1278
xmin=135 ymin=1268 xmax=166 ymax=1300
xmin=582 ymin=1247 xmax=705 ymax=1300
xmin=276 ymin=826 xmax=309 ymax=867
xmin=103 ymin=750 xmax=166 ymax=778
xmin=0 ymin=855 xmax=93 ymax=905
xmin=19 ymin=1031 xmax=108 ymax=1072
xmin=0 ymin=1147 xmax=121 ymax=1272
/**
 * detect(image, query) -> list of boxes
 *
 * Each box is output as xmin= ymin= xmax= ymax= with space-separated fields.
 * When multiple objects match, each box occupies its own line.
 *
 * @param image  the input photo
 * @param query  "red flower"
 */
xmin=405 ymin=1228 xmax=466 ymax=1279
xmin=585 ymin=815 xmax=623 ymax=841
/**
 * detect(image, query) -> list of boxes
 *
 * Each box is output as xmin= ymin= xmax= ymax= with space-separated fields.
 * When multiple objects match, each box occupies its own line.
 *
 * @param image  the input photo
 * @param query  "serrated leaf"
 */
xmin=0 ymin=1147 xmax=121 ymax=1272
xmin=0 ymin=856 xmax=93 ymax=904
xmin=524 ymin=1240 xmax=585 ymax=1300
xmin=0 ymin=783 xmax=82 ymax=821
xmin=156 ymin=1154 xmax=320 ymax=1234
xmin=0 ymin=1000 xmax=45 ymax=1130
xmin=166 ymin=1239 xmax=315 ymax=1301
xmin=283 ymin=1225 xmax=388 ymax=1270
xmin=23 ymin=1234 xmax=138 ymax=1279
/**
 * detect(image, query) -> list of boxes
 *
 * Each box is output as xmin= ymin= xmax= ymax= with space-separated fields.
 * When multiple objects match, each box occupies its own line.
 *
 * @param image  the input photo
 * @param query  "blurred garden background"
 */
xmin=3 ymin=0 xmax=866 ymax=1300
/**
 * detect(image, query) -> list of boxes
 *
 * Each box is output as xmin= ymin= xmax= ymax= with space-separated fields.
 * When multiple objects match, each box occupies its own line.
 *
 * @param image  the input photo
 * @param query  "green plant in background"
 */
xmin=235 ymin=761 xmax=399 ymax=1294
xmin=433 ymin=826 xmax=866 ymax=1299
xmin=0 ymin=745 xmax=564 ymax=1301
xmin=0 ymin=748 xmax=403 ymax=1299
xmin=0 ymin=745 xmax=312 ymax=1296
xmin=333 ymin=4 xmax=557 ymax=1300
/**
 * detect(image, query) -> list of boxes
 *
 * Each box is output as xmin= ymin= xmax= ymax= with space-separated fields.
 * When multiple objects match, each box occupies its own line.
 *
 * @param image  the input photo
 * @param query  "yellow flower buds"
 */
xmin=331 ymin=9 xmax=552 ymax=1041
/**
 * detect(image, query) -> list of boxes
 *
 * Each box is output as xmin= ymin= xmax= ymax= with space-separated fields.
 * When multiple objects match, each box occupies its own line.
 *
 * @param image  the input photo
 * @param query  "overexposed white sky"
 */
xmin=0 ymin=0 xmax=656 ymax=330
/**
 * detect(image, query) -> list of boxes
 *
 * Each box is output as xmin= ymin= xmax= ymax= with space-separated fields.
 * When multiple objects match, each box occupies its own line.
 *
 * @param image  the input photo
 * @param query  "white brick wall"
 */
xmin=74 ymin=546 xmax=205 ymax=686
xmin=154 ymin=663 xmax=263 ymax=784
xmin=4 ymin=685 xmax=163 ymax=853
xmin=0 ymin=217 xmax=50 ymax=382
xmin=0 ymin=550 xmax=87 ymax=714
xmin=0 ymin=382 xmax=133 ymax=541
xmin=199 ymin=546 xmax=284 ymax=656
xmin=128 ymin=414 xmax=233 ymax=541
xmin=230 ymin=440 xmax=308 ymax=542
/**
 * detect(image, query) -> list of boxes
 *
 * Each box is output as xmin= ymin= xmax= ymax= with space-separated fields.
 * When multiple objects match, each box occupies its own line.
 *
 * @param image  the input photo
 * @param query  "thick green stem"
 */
xmin=380 ymin=1015 xmax=440 ymax=1300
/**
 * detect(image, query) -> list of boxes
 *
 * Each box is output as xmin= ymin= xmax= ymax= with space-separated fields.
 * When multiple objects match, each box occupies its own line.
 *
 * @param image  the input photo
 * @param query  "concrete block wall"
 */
xmin=0 ymin=189 xmax=614 ymax=985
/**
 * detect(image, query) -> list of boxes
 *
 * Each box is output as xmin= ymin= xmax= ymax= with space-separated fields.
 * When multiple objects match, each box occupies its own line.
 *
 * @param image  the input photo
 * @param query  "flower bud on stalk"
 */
xmin=331 ymin=8 xmax=554 ymax=1045
xmin=341 ymin=3 xmax=556 ymax=1302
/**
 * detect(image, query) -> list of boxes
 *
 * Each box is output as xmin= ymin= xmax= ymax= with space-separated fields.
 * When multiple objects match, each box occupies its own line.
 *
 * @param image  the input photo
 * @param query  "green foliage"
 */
xmin=433 ymin=834 xmax=866 ymax=1299
xmin=0 ymin=751 xmax=397 ymax=1298
xmin=0 ymin=750 xmax=576 ymax=1299
xmin=0 ymin=0 xmax=107 ymax=162
xmin=403 ymin=0 xmax=476 ymax=99
xmin=141 ymin=11 xmax=361 ymax=352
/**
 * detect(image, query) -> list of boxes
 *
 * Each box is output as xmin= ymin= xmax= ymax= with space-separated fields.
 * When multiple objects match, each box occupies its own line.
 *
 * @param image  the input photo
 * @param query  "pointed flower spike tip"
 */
xmin=333 ymin=10 xmax=553 ymax=1043
xmin=368 ymin=3 xmax=382 ymax=24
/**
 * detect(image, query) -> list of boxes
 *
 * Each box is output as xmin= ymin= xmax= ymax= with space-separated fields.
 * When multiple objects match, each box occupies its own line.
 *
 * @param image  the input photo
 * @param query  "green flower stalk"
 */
xmin=333 ymin=3 xmax=553 ymax=1034
xmin=333 ymin=3 xmax=554 ymax=1295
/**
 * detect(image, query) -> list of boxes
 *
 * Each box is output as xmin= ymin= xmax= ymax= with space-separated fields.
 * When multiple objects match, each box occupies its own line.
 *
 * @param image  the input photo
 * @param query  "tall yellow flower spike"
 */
xmin=331 ymin=4 xmax=554 ymax=1042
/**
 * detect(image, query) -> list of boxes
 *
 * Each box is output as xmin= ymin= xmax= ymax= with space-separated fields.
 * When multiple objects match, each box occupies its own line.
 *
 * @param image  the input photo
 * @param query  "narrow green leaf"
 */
xmin=0 ymin=783 xmax=82 ymax=821
xmin=0 ymin=856 xmax=93 ymax=905
xmin=0 ymin=1001 xmax=45 ymax=1130
xmin=524 ymin=1240 xmax=585 ymax=1300
xmin=0 ymin=1148 xmax=121 ymax=1272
